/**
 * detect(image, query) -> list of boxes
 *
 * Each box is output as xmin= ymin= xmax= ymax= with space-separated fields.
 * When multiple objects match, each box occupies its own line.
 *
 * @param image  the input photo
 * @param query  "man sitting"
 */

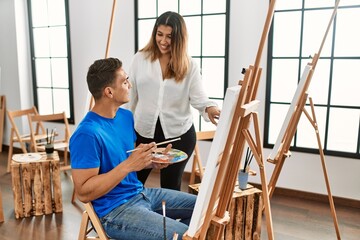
xmin=70 ymin=58 xmax=196 ymax=239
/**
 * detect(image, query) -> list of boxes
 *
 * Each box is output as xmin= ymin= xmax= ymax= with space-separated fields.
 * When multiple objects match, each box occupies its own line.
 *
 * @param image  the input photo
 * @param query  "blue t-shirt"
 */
xmin=70 ymin=108 xmax=143 ymax=218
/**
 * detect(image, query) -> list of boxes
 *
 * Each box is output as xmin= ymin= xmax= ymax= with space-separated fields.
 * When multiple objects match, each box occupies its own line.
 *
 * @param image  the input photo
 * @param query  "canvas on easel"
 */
xmin=186 ymin=85 xmax=240 ymax=237
xmin=184 ymin=1 xmax=278 ymax=239
xmin=266 ymin=0 xmax=342 ymax=239
xmin=267 ymin=64 xmax=312 ymax=163
xmin=185 ymin=67 xmax=274 ymax=240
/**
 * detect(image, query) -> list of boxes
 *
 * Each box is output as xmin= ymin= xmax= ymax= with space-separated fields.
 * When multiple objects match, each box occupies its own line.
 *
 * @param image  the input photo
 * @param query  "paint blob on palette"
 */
xmin=151 ymin=148 xmax=188 ymax=164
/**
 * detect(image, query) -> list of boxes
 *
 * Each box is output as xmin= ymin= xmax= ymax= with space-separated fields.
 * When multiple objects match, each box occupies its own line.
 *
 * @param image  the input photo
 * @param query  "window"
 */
xmin=27 ymin=0 xmax=74 ymax=124
xmin=265 ymin=1 xmax=360 ymax=158
xmin=135 ymin=0 xmax=230 ymax=131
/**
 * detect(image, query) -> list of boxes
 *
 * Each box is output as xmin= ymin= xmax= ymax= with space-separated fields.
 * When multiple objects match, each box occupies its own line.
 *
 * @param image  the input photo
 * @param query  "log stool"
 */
xmin=11 ymin=151 xmax=63 ymax=218
xmin=189 ymin=183 xmax=263 ymax=240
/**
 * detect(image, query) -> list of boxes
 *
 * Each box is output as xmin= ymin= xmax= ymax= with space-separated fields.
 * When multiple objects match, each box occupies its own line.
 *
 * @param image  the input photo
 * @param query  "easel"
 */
xmin=189 ymin=130 xmax=215 ymax=187
xmin=267 ymin=1 xmax=341 ymax=239
xmin=88 ymin=0 xmax=117 ymax=111
xmin=0 ymin=95 xmax=5 ymax=152
xmin=184 ymin=1 xmax=277 ymax=239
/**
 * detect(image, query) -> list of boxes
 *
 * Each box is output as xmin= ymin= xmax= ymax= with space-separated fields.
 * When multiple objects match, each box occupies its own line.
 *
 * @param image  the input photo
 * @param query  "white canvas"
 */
xmin=268 ymin=64 xmax=312 ymax=160
xmin=187 ymin=85 xmax=241 ymax=237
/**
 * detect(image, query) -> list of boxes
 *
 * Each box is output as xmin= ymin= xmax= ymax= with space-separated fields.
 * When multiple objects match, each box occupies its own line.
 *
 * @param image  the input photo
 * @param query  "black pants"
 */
xmin=136 ymin=119 xmax=196 ymax=191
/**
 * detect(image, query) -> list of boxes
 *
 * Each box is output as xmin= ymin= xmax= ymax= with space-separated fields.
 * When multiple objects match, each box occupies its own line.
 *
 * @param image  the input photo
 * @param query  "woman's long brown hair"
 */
xmin=140 ymin=11 xmax=189 ymax=82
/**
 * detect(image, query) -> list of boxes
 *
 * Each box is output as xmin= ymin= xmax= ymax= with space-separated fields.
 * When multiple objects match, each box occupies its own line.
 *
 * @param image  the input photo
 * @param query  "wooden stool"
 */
xmin=189 ymin=183 xmax=263 ymax=240
xmin=11 ymin=151 xmax=63 ymax=218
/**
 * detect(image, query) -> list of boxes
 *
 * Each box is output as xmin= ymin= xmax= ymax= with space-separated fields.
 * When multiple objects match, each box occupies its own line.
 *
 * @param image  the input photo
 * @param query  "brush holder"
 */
xmin=238 ymin=170 xmax=249 ymax=190
xmin=45 ymin=144 xmax=54 ymax=156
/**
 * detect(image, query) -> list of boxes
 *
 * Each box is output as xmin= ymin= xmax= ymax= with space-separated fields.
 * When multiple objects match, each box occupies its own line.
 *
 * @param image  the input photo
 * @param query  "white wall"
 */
xmin=69 ymin=0 xmax=135 ymax=127
xmin=1 ymin=0 xmax=359 ymax=201
xmin=0 ymin=0 xmax=24 ymax=138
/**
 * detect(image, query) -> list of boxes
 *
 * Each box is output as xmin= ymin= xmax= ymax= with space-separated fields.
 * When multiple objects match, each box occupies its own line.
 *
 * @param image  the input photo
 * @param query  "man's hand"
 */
xmin=151 ymin=161 xmax=170 ymax=169
xmin=151 ymin=143 xmax=172 ymax=170
xmin=126 ymin=142 xmax=156 ymax=171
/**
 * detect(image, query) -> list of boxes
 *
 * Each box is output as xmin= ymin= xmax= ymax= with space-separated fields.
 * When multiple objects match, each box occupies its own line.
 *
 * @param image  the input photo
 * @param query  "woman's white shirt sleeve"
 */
xmin=128 ymin=52 xmax=217 ymax=139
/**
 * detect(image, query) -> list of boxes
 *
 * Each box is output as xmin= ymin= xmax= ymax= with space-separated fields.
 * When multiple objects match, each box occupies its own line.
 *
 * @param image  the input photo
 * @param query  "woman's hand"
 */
xmin=206 ymin=106 xmax=221 ymax=125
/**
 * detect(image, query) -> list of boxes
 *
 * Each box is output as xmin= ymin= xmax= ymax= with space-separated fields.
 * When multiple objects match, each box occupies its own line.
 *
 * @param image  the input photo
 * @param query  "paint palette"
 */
xmin=151 ymin=148 xmax=188 ymax=164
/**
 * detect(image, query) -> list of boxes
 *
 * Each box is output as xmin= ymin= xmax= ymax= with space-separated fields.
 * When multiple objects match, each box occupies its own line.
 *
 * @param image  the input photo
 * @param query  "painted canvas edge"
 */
xmin=187 ymin=85 xmax=241 ymax=236
xmin=268 ymin=64 xmax=312 ymax=160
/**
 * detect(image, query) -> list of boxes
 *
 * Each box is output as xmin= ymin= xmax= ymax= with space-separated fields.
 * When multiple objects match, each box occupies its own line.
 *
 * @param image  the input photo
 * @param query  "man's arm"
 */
xmin=72 ymin=143 xmax=156 ymax=203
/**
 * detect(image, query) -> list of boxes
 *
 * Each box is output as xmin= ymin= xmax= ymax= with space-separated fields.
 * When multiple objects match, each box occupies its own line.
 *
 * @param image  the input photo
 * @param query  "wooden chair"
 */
xmin=189 ymin=130 xmax=215 ymax=187
xmin=27 ymin=111 xmax=71 ymax=171
xmin=71 ymin=177 xmax=77 ymax=203
xmin=78 ymin=202 xmax=109 ymax=240
xmin=6 ymin=106 xmax=47 ymax=172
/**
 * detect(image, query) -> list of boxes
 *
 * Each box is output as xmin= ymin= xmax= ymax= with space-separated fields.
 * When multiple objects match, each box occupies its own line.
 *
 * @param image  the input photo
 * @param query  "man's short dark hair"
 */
xmin=87 ymin=58 xmax=123 ymax=100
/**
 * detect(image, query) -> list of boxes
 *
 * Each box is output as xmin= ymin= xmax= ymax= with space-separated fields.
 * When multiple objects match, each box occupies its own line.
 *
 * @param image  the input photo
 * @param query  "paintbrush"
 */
xmin=162 ymin=200 xmax=167 ymax=240
xmin=126 ymin=137 xmax=181 ymax=153
xmin=243 ymin=147 xmax=254 ymax=172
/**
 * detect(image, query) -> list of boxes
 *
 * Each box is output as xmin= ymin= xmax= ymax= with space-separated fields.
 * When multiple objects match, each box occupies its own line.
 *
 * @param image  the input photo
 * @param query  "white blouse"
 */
xmin=127 ymin=51 xmax=217 ymax=139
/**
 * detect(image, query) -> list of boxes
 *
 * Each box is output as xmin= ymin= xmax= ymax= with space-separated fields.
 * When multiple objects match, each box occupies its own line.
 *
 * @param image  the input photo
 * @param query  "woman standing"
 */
xmin=128 ymin=11 xmax=220 ymax=191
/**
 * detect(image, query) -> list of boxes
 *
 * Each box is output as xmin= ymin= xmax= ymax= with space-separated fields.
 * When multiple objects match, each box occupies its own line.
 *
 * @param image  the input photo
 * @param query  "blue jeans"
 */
xmin=100 ymin=188 xmax=196 ymax=239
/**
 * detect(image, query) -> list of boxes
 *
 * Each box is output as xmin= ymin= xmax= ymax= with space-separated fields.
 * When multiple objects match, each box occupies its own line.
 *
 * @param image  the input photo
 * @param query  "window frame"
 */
xmin=264 ymin=3 xmax=360 ymax=159
xmin=27 ymin=0 xmax=75 ymax=124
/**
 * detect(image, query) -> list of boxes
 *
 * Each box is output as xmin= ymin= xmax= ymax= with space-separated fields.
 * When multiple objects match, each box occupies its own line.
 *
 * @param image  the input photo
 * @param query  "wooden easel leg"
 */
xmin=306 ymin=98 xmax=341 ymax=239
xmin=211 ymin=224 xmax=225 ymax=240
xmin=189 ymin=144 xmax=203 ymax=187
xmin=189 ymin=150 xmax=197 ymax=186
xmin=242 ymin=112 xmax=274 ymax=240
xmin=317 ymin=134 xmax=341 ymax=239
xmin=258 ymin=165 xmax=274 ymax=240
xmin=267 ymin=154 xmax=286 ymax=198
